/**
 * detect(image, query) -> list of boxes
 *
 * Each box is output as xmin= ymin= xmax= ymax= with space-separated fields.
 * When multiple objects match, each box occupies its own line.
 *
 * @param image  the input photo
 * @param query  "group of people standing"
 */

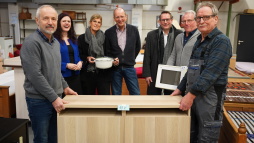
xmin=20 ymin=5 xmax=141 ymax=143
xmin=53 ymin=8 xmax=141 ymax=96
xmin=143 ymin=2 xmax=232 ymax=143
xmin=20 ymin=1 xmax=232 ymax=143
xmin=53 ymin=8 xmax=140 ymax=95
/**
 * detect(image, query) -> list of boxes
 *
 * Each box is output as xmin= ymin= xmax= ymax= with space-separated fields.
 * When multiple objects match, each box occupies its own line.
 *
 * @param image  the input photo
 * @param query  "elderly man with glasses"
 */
xmin=143 ymin=11 xmax=182 ymax=95
xmin=171 ymin=2 xmax=232 ymax=142
xmin=167 ymin=10 xmax=200 ymax=67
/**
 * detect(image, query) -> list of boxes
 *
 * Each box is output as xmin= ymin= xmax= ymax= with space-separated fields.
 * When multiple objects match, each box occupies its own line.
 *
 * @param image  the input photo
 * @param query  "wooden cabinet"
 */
xmin=3 ymin=57 xmax=28 ymax=119
xmin=58 ymin=95 xmax=190 ymax=143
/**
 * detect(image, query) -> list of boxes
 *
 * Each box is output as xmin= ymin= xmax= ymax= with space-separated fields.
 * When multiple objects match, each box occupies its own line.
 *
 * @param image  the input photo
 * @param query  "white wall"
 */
xmin=1 ymin=0 xmax=254 ymax=49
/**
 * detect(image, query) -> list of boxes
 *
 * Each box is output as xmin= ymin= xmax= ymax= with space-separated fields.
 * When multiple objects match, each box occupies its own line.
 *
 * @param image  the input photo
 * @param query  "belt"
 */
xmin=117 ymin=65 xmax=134 ymax=68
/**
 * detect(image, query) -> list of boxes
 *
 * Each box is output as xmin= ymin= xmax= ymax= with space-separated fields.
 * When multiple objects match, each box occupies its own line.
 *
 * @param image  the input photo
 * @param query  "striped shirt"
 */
xmin=178 ymin=27 xmax=232 ymax=96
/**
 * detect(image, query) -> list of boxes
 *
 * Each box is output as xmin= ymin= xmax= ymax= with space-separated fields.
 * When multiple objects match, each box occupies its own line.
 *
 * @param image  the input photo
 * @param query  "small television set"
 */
xmin=155 ymin=64 xmax=188 ymax=90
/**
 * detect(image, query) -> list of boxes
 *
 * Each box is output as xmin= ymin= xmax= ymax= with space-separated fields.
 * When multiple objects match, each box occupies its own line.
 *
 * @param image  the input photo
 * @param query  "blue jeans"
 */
xmin=112 ymin=67 xmax=140 ymax=95
xmin=26 ymin=97 xmax=57 ymax=143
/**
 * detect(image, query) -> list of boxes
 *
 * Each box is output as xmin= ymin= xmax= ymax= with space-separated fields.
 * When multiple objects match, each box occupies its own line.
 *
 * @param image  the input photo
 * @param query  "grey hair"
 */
xmin=36 ymin=5 xmax=57 ymax=18
xmin=184 ymin=10 xmax=196 ymax=17
xmin=196 ymin=2 xmax=219 ymax=16
xmin=113 ymin=7 xmax=126 ymax=18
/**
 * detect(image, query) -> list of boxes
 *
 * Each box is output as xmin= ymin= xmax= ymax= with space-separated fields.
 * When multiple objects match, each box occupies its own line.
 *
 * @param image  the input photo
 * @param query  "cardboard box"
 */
xmin=244 ymin=9 xmax=254 ymax=14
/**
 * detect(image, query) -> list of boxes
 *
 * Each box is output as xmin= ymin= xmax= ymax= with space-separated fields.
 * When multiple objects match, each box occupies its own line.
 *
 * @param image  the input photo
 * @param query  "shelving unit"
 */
xmin=19 ymin=19 xmax=36 ymax=43
xmin=19 ymin=19 xmax=86 ymax=43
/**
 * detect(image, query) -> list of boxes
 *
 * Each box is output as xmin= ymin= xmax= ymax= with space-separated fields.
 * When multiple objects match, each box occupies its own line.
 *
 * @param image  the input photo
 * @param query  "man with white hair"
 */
xmin=171 ymin=2 xmax=232 ymax=142
xmin=20 ymin=5 xmax=77 ymax=143
xmin=167 ymin=10 xmax=200 ymax=66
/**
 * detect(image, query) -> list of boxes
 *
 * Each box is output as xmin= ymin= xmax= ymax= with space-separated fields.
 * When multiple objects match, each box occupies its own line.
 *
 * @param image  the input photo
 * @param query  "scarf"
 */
xmin=158 ymin=26 xmax=175 ymax=64
xmin=84 ymin=27 xmax=105 ymax=71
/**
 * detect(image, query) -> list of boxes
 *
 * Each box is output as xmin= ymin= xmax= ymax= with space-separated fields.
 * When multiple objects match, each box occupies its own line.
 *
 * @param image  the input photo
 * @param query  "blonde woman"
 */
xmin=78 ymin=14 xmax=111 ymax=95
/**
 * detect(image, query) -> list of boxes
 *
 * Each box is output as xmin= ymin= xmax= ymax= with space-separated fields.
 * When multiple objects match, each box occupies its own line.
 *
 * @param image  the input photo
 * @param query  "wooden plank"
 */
xmin=63 ymin=95 xmax=182 ymax=109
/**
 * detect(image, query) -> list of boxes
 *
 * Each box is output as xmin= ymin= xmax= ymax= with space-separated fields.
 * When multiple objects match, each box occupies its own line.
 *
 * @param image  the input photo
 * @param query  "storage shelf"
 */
xmin=19 ymin=19 xmax=86 ymax=43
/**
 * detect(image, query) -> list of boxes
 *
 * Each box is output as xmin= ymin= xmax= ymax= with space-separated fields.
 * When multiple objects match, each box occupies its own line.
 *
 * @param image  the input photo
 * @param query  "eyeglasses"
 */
xmin=181 ymin=19 xmax=195 ymax=24
xmin=195 ymin=15 xmax=215 ymax=22
xmin=160 ymin=18 xmax=172 ymax=22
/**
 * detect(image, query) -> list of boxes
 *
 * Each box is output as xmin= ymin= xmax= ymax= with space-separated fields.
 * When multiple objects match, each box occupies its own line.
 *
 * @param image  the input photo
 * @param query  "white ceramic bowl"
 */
xmin=95 ymin=57 xmax=113 ymax=69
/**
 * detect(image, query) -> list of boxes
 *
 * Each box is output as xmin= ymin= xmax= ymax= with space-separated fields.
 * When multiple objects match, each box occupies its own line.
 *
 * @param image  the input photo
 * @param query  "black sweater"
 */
xmin=104 ymin=24 xmax=141 ymax=67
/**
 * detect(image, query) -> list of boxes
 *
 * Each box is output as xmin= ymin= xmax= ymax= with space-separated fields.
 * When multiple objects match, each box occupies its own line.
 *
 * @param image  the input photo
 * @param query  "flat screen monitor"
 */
xmin=155 ymin=64 xmax=188 ymax=90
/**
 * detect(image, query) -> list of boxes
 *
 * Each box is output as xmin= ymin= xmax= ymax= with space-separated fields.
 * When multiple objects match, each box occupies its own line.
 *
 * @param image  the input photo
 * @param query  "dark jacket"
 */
xmin=104 ymin=24 xmax=141 ymax=67
xmin=142 ymin=25 xmax=182 ymax=95
xmin=78 ymin=34 xmax=109 ymax=70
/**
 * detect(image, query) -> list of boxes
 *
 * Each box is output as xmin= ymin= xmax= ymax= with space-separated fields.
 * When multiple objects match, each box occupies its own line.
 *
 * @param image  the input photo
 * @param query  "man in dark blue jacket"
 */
xmin=105 ymin=7 xmax=141 ymax=95
xmin=171 ymin=2 xmax=232 ymax=142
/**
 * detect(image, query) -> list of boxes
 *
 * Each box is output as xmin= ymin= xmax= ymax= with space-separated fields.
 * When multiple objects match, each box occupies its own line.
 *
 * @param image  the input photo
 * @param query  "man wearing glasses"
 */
xmin=143 ymin=11 xmax=182 ymax=95
xmin=171 ymin=2 xmax=232 ymax=142
xmin=167 ymin=10 xmax=200 ymax=67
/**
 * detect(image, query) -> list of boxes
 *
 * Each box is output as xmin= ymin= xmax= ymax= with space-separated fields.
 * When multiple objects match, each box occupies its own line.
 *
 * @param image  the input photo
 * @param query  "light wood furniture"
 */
xmin=224 ymin=102 xmax=254 ymax=112
xmin=221 ymin=75 xmax=254 ymax=142
xmin=219 ymin=107 xmax=247 ymax=143
xmin=230 ymin=57 xmax=254 ymax=79
xmin=58 ymin=95 xmax=190 ymax=143
xmin=3 ymin=57 xmax=28 ymax=119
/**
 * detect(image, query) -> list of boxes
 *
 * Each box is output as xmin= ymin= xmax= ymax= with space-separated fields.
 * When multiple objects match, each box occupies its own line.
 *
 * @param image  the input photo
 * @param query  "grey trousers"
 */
xmin=190 ymin=85 xmax=226 ymax=143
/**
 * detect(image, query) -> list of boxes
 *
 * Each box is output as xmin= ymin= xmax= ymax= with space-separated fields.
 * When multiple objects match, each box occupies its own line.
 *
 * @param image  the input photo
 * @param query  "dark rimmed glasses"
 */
xmin=160 ymin=18 xmax=172 ymax=22
xmin=195 ymin=15 xmax=216 ymax=22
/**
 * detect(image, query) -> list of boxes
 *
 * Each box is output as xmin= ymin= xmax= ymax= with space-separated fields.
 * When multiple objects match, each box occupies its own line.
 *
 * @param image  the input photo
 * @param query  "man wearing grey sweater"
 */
xmin=20 ymin=5 xmax=77 ymax=143
xmin=167 ymin=10 xmax=200 ymax=66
